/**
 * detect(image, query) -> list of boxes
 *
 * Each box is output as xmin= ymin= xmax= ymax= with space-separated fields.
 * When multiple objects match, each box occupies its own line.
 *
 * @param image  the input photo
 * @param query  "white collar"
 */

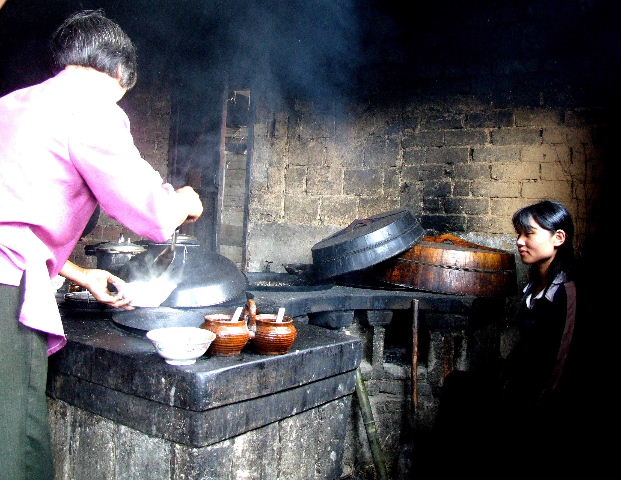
xmin=523 ymin=271 xmax=568 ymax=308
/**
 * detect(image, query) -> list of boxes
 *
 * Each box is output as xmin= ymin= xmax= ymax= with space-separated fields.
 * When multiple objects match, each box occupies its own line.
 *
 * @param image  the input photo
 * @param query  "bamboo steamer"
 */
xmin=376 ymin=234 xmax=517 ymax=297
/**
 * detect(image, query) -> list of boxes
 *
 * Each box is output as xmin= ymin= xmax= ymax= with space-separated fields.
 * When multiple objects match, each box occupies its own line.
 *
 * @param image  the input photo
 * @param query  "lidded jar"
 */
xmin=200 ymin=314 xmax=251 ymax=356
xmin=252 ymin=314 xmax=297 ymax=355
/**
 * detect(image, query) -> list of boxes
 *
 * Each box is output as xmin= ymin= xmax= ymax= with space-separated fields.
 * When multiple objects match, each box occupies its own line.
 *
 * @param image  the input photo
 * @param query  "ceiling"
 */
xmin=1 ymin=0 xmax=619 ymax=105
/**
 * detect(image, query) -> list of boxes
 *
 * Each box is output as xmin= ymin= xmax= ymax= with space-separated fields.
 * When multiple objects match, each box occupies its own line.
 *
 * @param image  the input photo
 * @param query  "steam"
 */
xmin=118 ymin=275 xmax=178 ymax=308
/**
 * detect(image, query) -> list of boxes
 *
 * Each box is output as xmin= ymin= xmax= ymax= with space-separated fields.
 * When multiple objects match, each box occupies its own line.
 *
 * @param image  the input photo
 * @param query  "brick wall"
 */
xmin=246 ymin=98 xmax=607 ymax=272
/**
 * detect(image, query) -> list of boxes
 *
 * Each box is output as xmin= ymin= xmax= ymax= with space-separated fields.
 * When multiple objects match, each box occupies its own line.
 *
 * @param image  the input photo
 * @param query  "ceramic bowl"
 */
xmin=146 ymin=327 xmax=216 ymax=365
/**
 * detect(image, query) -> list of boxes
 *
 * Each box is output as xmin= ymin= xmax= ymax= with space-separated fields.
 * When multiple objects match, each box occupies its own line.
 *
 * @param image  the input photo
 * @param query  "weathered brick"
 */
xmin=421 ymin=215 xmax=467 ymax=232
xmin=287 ymin=137 xmax=327 ymax=166
xmin=421 ymin=163 xmax=454 ymax=179
xmin=296 ymin=112 xmax=333 ymax=140
xmin=472 ymin=146 xmax=521 ymax=163
xmin=344 ymin=169 xmax=382 ymax=196
xmin=404 ymin=147 xmax=469 ymax=165
xmin=220 ymin=224 xmax=244 ymax=244
xmin=283 ymin=166 xmax=306 ymax=194
xmin=443 ymin=197 xmax=489 ymax=215
xmin=491 ymin=163 xmax=539 ymax=181
xmin=399 ymin=183 xmax=423 ymax=211
xmin=384 ymin=168 xmax=400 ymax=196
xmin=491 ymin=127 xmax=542 ymax=145
xmin=364 ymin=135 xmax=399 ymax=167
xmin=423 ymin=180 xmax=452 ymax=197
xmin=444 ymin=129 xmax=488 ymax=147
xmin=466 ymin=215 xmax=513 ymax=234
xmin=219 ymin=245 xmax=243 ymax=265
xmin=423 ymin=197 xmax=442 ymax=213
xmin=222 ymin=194 xmax=245 ymax=211
xmin=521 ymin=144 xmax=570 ymax=164
xmin=402 ymin=131 xmax=444 ymax=148
xmin=465 ymin=110 xmax=514 ymax=128
xmin=307 ymin=166 xmax=343 ymax=196
xmin=320 ymin=196 xmax=359 ymax=224
xmin=249 ymin=192 xmax=282 ymax=222
xmin=540 ymin=162 xmax=572 ymax=181
xmin=490 ymin=198 xmax=529 ymax=217
xmin=564 ymin=127 xmax=592 ymax=145
xmin=220 ymin=210 xmax=244 ymax=227
xmin=266 ymin=165 xmax=286 ymax=193
xmin=541 ymin=127 xmax=567 ymax=144
xmin=471 ymin=180 xmax=520 ymax=198
xmin=521 ymin=180 xmax=573 ymax=202
xmin=453 ymin=163 xmax=490 ymax=181
xmin=401 ymin=165 xmax=422 ymax=183
xmin=284 ymin=195 xmax=319 ymax=223
xmin=325 ymin=138 xmax=365 ymax=167
xmin=272 ymin=112 xmax=290 ymax=138
xmin=564 ymin=108 xmax=608 ymax=127
xmin=226 ymin=153 xmax=247 ymax=170
xmin=223 ymin=168 xmax=246 ymax=190
xmin=453 ymin=180 xmax=471 ymax=197
xmin=359 ymin=197 xmax=400 ymax=219
xmin=422 ymin=114 xmax=464 ymax=130
xmin=515 ymin=108 xmax=561 ymax=127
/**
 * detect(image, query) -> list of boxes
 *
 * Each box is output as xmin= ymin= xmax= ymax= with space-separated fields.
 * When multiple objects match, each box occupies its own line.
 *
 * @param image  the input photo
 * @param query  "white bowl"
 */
xmin=146 ymin=327 xmax=216 ymax=365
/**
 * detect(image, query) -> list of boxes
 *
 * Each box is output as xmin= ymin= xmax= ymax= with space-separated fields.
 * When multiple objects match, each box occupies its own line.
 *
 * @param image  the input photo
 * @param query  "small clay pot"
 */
xmin=252 ymin=314 xmax=297 ymax=355
xmin=200 ymin=314 xmax=251 ymax=356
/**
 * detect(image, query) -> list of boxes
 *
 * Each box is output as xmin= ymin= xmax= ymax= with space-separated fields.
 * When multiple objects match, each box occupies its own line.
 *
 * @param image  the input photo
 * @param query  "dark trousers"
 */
xmin=0 ymin=282 xmax=54 ymax=480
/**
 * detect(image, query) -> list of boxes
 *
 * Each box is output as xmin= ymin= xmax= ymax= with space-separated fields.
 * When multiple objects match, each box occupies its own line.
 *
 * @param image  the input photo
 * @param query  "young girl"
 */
xmin=504 ymin=200 xmax=577 ymax=408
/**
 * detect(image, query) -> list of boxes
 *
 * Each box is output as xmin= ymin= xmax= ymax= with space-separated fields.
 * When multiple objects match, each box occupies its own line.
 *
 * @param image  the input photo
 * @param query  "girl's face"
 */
xmin=516 ymin=216 xmax=566 ymax=266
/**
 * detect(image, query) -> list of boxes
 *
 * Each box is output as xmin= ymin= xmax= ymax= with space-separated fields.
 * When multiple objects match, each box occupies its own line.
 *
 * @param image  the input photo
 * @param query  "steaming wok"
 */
xmin=117 ymin=235 xmax=248 ymax=308
xmin=111 ymin=291 xmax=252 ymax=331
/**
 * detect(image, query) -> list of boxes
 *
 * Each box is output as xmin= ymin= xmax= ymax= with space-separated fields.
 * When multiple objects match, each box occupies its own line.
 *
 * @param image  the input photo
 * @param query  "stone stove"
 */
xmin=48 ymin=272 xmax=507 ymax=479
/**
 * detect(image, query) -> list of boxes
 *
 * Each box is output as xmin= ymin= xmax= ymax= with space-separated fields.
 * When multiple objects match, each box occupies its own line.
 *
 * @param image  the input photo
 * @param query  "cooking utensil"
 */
xmin=151 ymin=229 xmax=178 ymax=278
xmin=200 ymin=313 xmax=252 ymax=356
xmin=311 ymin=208 xmax=425 ymax=280
xmin=252 ymin=313 xmax=297 ymax=355
xmin=231 ymin=306 xmax=243 ymax=322
xmin=276 ymin=307 xmax=285 ymax=323
xmin=375 ymin=233 xmax=517 ymax=296
xmin=117 ymin=235 xmax=248 ymax=308
xmin=84 ymin=233 xmax=146 ymax=274
xmin=110 ymin=291 xmax=253 ymax=332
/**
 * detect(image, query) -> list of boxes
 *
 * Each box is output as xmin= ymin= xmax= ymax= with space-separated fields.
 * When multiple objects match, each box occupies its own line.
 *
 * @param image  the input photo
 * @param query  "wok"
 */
xmin=117 ymin=235 xmax=248 ymax=308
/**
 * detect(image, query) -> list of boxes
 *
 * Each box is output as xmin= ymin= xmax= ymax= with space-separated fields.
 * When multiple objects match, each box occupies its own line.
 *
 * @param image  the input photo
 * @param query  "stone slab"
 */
xmin=49 ymin=370 xmax=354 ymax=447
xmin=49 ymin=320 xmax=361 ymax=411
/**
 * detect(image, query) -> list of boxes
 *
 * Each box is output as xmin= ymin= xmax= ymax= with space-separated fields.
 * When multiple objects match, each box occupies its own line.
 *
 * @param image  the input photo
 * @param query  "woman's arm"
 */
xmin=59 ymin=260 xmax=134 ymax=310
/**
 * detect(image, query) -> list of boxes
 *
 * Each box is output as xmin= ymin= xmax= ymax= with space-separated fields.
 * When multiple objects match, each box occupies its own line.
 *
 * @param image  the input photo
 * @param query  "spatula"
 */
xmin=151 ymin=229 xmax=178 ymax=278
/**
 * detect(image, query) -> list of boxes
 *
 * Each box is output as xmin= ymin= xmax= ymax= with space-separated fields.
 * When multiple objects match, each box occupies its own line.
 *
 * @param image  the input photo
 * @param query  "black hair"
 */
xmin=513 ymin=200 xmax=575 ymax=286
xmin=50 ymin=9 xmax=137 ymax=89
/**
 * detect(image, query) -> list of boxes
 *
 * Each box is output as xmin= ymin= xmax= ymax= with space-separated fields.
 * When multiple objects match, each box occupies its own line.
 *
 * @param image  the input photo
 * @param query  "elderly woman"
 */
xmin=0 ymin=10 xmax=203 ymax=478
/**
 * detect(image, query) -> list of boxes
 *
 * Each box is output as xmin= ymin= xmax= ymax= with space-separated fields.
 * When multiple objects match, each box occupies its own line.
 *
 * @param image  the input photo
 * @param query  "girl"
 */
xmin=505 ymin=200 xmax=577 ymax=408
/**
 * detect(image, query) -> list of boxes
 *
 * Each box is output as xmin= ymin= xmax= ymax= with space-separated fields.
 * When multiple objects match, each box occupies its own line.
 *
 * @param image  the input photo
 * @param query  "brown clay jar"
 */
xmin=252 ymin=314 xmax=297 ymax=355
xmin=200 ymin=314 xmax=251 ymax=356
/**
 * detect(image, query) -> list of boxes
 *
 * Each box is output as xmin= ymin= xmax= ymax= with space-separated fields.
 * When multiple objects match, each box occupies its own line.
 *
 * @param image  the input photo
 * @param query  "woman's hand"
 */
xmin=81 ymin=269 xmax=134 ymax=309
xmin=60 ymin=261 xmax=134 ymax=310
xmin=175 ymin=186 xmax=203 ymax=224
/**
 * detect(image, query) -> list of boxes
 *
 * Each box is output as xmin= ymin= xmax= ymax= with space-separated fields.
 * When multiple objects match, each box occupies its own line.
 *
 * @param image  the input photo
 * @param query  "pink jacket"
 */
xmin=0 ymin=69 xmax=182 ymax=354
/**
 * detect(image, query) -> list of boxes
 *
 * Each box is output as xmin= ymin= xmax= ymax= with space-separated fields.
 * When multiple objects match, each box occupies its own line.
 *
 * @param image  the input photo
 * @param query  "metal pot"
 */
xmin=117 ymin=234 xmax=248 ymax=308
xmin=84 ymin=234 xmax=146 ymax=274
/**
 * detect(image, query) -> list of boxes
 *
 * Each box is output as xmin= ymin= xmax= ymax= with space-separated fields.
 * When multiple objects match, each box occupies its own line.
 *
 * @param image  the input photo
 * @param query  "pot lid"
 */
xmin=118 ymin=245 xmax=248 ymax=308
xmin=311 ymin=208 xmax=425 ymax=279
xmin=92 ymin=234 xmax=146 ymax=254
